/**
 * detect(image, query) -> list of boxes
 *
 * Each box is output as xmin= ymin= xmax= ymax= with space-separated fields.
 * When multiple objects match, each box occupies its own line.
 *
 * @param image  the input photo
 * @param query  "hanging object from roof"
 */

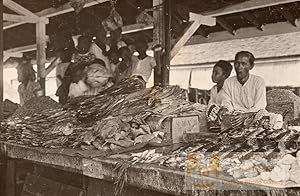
xmin=136 ymin=10 xmax=154 ymax=25
xmin=102 ymin=0 xmax=123 ymax=32
xmin=69 ymin=0 xmax=87 ymax=14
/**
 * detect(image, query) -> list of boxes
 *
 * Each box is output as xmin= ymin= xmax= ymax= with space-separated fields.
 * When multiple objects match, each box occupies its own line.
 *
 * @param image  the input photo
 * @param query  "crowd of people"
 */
xmin=54 ymin=26 xmax=156 ymax=104
xmin=15 ymin=25 xmax=157 ymax=105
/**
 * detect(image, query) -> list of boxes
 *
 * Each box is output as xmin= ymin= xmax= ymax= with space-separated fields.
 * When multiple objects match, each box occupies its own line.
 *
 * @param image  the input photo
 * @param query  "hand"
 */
xmin=231 ymin=113 xmax=251 ymax=128
xmin=219 ymin=107 xmax=229 ymax=119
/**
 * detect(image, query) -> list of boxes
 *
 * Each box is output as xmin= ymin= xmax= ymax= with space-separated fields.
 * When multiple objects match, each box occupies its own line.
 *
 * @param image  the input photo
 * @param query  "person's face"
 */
xmin=234 ymin=56 xmax=252 ymax=80
xmin=77 ymin=39 xmax=90 ymax=54
xmin=212 ymin=66 xmax=226 ymax=84
xmin=135 ymin=42 xmax=147 ymax=54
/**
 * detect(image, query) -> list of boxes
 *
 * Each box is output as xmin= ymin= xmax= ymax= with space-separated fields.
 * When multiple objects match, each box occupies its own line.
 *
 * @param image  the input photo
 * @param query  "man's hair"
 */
xmin=235 ymin=51 xmax=255 ymax=67
xmin=215 ymin=60 xmax=232 ymax=77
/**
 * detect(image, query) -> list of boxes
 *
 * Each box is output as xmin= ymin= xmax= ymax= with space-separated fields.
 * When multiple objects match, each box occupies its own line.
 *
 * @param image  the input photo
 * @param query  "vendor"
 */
xmin=72 ymin=36 xmax=96 ymax=66
xmin=221 ymin=51 xmax=267 ymax=126
xmin=131 ymin=38 xmax=156 ymax=87
xmin=16 ymin=58 xmax=42 ymax=105
xmin=209 ymin=60 xmax=232 ymax=106
xmin=114 ymin=46 xmax=134 ymax=83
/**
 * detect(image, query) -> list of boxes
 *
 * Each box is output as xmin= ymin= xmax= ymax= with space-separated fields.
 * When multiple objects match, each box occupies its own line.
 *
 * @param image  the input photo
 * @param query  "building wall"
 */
xmin=170 ymin=58 xmax=300 ymax=90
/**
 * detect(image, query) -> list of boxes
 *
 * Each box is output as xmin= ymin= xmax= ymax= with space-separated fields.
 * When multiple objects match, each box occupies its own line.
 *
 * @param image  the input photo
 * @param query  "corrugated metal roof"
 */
xmin=171 ymin=32 xmax=300 ymax=65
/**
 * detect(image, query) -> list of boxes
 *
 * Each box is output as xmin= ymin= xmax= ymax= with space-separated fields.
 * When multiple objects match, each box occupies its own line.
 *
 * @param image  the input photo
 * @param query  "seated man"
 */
xmin=221 ymin=51 xmax=267 ymax=127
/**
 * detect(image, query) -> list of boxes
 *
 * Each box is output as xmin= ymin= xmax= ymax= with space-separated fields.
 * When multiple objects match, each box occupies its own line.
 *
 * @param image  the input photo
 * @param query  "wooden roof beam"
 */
xmin=242 ymin=12 xmax=265 ymax=31
xmin=187 ymin=21 xmax=300 ymax=45
xmin=204 ymin=0 xmax=300 ymax=17
xmin=276 ymin=7 xmax=300 ymax=27
xmin=216 ymin=17 xmax=236 ymax=35
xmin=3 ymin=0 xmax=37 ymax=17
xmin=171 ymin=14 xmax=216 ymax=59
xmin=4 ymin=13 xmax=49 ymax=24
xmin=4 ymin=0 xmax=109 ymax=30
xmin=4 ymin=23 xmax=153 ymax=54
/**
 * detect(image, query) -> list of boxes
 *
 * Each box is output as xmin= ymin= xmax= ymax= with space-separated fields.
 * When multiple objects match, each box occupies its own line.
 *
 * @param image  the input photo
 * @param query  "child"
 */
xmin=17 ymin=58 xmax=42 ymax=105
xmin=206 ymin=60 xmax=232 ymax=127
xmin=209 ymin=60 xmax=233 ymax=106
xmin=131 ymin=38 xmax=156 ymax=86
xmin=73 ymin=36 xmax=96 ymax=66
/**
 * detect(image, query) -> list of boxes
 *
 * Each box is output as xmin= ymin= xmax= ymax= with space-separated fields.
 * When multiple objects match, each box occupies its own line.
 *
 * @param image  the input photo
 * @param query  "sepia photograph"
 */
xmin=0 ymin=0 xmax=300 ymax=195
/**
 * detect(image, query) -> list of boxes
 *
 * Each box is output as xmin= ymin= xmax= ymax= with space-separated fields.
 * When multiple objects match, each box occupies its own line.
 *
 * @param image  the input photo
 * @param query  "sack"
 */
xmin=102 ymin=8 xmax=123 ymax=32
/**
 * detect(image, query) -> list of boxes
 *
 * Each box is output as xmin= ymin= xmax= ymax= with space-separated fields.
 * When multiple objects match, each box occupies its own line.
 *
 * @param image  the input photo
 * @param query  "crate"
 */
xmin=266 ymin=101 xmax=300 ymax=122
xmin=146 ymin=112 xmax=208 ymax=143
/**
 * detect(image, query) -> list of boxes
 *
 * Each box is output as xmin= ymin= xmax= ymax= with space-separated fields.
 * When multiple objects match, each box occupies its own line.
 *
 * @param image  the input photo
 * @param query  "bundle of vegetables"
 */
xmin=0 ymin=108 xmax=86 ymax=148
xmin=1 ymin=81 xmax=204 ymax=150
xmin=11 ymin=96 xmax=62 ymax=118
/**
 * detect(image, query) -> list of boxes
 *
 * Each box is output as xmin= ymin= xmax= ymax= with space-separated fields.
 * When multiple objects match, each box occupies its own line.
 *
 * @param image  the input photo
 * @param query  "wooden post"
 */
xmin=0 ymin=0 xmax=3 ymax=120
xmin=36 ymin=21 xmax=47 ymax=94
xmin=162 ymin=0 xmax=171 ymax=86
xmin=153 ymin=0 xmax=164 ymax=86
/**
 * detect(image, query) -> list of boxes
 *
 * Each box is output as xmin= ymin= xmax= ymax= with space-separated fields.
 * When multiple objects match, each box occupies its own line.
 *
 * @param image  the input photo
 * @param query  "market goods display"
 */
xmin=11 ymin=96 xmax=62 ymax=118
xmin=267 ymin=89 xmax=300 ymax=103
xmin=1 ymin=78 xmax=204 ymax=151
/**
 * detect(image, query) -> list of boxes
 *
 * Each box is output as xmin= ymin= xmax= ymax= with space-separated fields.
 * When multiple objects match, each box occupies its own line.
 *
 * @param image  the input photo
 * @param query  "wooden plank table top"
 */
xmin=0 ymin=141 xmax=295 ymax=196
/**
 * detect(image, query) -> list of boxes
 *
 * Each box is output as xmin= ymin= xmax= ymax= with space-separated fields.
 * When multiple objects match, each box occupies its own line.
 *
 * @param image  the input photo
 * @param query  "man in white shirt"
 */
xmin=221 ymin=51 xmax=267 ymax=126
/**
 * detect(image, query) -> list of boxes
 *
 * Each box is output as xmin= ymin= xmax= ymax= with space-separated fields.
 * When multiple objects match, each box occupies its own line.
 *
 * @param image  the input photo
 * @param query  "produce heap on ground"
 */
xmin=1 ymin=79 xmax=300 ymax=189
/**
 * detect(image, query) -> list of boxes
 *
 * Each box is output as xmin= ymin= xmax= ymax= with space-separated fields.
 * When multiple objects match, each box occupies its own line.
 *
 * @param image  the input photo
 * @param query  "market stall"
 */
xmin=1 ymin=0 xmax=300 ymax=196
xmin=1 ymin=77 xmax=300 ymax=195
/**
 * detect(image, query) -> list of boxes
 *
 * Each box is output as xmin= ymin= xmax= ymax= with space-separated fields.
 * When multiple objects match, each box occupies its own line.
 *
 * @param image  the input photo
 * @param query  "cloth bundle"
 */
xmin=86 ymin=64 xmax=112 ymax=88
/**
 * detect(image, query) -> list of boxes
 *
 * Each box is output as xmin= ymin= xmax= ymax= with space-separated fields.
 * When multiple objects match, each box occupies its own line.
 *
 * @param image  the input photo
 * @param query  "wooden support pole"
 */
xmin=36 ymin=22 xmax=47 ymax=94
xmin=0 ymin=0 xmax=3 ymax=120
xmin=153 ymin=0 xmax=164 ymax=86
xmin=162 ymin=0 xmax=171 ymax=86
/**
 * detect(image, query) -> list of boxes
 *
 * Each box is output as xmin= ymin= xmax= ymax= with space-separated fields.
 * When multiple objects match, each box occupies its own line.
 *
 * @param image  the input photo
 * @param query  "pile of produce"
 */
xmin=11 ymin=96 xmax=62 ymax=118
xmin=124 ymin=123 xmax=300 ymax=185
xmin=1 ymin=78 xmax=205 ymax=151
xmin=267 ymin=89 xmax=300 ymax=103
